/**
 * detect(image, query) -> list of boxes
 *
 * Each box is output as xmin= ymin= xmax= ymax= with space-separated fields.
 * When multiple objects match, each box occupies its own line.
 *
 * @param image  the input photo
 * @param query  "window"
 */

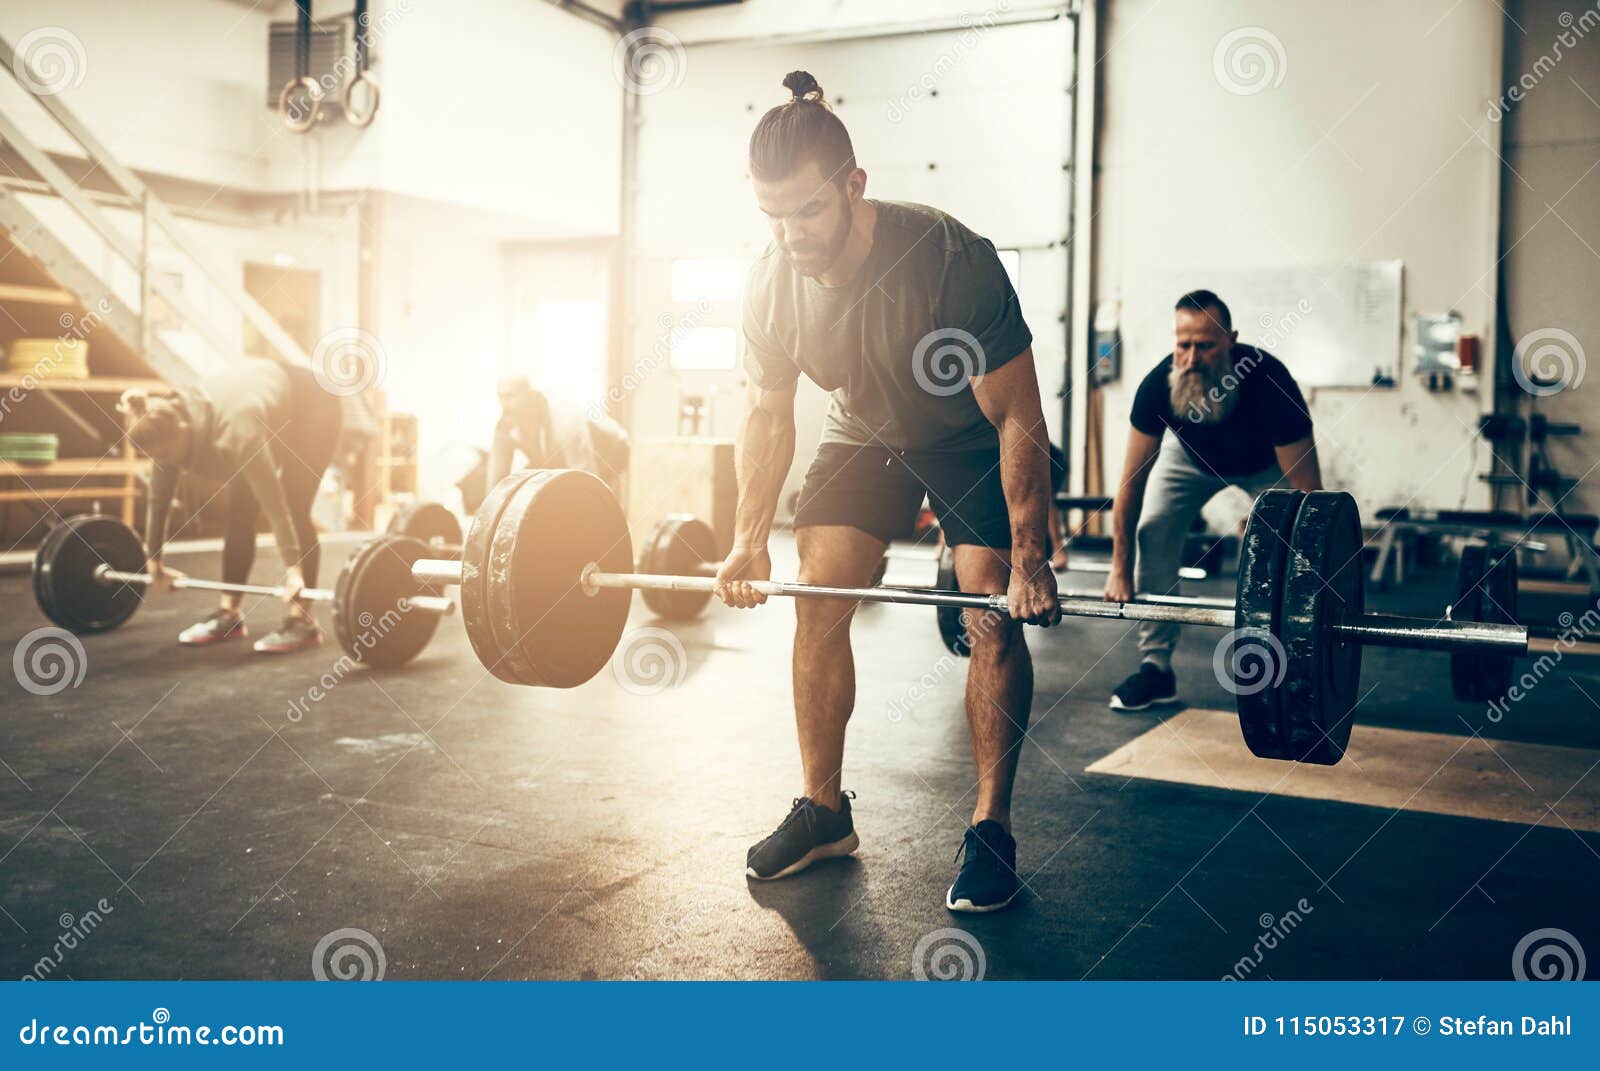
xmin=532 ymin=298 xmax=607 ymax=402
xmin=997 ymin=249 xmax=1021 ymax=291
xmin=670 ymin=326 xmax=737 ymax=371
xmin=671 ymin=258 xmax=741 ymax=302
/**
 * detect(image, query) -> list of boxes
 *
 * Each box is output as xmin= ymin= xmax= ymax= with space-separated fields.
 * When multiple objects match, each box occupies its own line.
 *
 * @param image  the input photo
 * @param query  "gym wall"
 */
xmin=1501 ymin=0 xmax=1600 ymax=520
xmin=0 ymin=0 xmax=626 ymax=514
xmin=0 ymin=0 xmax=295 ymax=188
xmin=1089 ymin=0 xmax=1506 ymax=517
xmin=306 ymin=0 xmax=624 ymax=488
xmin=632 ymin=6 xmax=1075 ymax=519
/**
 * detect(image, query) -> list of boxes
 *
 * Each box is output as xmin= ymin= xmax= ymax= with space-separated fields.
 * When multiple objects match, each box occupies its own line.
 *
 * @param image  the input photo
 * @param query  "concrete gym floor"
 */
xmin=2 ymin=534 xmax=1597 ymax=981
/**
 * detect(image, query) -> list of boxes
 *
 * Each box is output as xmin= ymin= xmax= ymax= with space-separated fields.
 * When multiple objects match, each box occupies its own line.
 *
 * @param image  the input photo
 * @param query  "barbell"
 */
xmin=633 ymin=514 xmax=958 ymax=620
xmin=387 ymin=500 xmax=465 ymax=559
xmin=33 ymin=515 xmax=454 ymax=669
xmin=408 ymin=471 xmax=1528 ymax=765
xmin=635 ymin=512 xmax=1215 ymax=655
xmin=931 ymin=542 xmax=1232 ymax=657
xmin=1448 ymin=542 xmax=1600 ymax=702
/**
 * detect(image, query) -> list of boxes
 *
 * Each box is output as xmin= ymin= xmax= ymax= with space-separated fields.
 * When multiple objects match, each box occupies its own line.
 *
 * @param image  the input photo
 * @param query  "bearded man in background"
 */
xmin=1102 ymin=289 xmax=1323 ymax=711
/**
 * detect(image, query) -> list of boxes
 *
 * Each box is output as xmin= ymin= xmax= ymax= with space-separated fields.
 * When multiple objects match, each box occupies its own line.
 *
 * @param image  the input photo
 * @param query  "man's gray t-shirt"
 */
xmin=742 ymin=200 xmax=1032 ymax=452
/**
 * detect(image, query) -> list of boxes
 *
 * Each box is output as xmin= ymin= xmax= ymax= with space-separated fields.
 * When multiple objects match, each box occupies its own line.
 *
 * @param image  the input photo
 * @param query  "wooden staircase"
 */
xmin=0 ymin=226 xmax=166 ymax=540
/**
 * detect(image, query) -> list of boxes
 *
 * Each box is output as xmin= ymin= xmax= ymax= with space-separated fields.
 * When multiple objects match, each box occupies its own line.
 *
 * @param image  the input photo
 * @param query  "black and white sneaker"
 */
xmin=946 ymin=820 xmax=1020 ymax=913
xmin=253 ymin=614 xmax=323 ymax=655
xmin=746 ymin=794 xmax=858 ymax=881
xmin=178 ymin=609 xmax=247 ymax=646
xmin=1109 ymin=662 xmax=1179 ymax=711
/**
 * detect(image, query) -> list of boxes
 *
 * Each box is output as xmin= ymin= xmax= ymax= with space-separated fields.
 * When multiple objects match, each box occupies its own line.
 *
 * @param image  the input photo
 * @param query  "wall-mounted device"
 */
xmin=1090 ymin=299 xmax=1121 ymax=387
xmin=1414 ymin=310 xmax=1462 ymax=391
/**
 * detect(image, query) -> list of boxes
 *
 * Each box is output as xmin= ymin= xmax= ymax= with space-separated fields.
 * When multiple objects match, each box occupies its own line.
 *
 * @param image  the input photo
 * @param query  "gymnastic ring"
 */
xmin=278 ymin=76 xmax=323 ymax=133
xmin=342 ymin=71 xmax=381 ymax=128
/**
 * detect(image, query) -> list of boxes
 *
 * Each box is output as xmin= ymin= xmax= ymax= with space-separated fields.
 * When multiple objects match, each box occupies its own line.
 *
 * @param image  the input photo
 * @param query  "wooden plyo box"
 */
xmin=627 ymin=437 xmax=736 ymax=559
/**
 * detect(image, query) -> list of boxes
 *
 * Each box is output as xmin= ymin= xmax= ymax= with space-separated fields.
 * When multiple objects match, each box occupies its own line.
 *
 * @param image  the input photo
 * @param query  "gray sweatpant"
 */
xmin=1135 ymin=436 xmax=1285 ymax=670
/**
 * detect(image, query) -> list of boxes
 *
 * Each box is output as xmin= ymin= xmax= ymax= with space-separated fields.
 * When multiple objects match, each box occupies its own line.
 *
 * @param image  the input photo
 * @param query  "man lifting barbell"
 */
xmin=118 ymin=357 xmax=342 ymax=654
xmin=488 ymin=376 xmax=631 ymax=504
xmin=1106 ymin=291 xmax=1324 ymax=711
xmin=411 ymin=479 xmax=1527 ymax=767
xmin=712 ymin=71 xmax=1059 ymax=913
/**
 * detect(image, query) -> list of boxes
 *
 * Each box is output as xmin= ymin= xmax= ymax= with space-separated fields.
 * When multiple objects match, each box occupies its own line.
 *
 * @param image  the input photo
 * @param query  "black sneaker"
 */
xmin=746 ymin=794 xmax=858 ymax=881
xmin=1109 ymin=662 xmax=1178 ymax=711
xmin=946 ymin=820 xmax=1020 ymax=913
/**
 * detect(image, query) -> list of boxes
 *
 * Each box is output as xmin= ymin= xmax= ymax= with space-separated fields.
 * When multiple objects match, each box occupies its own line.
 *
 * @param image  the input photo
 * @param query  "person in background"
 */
xmin=118 ymin=357 xmax=342 ymax=653
xmin=1104 ymin=289 xmax=1322 ymax=711
xmin=1047 ymin=441 xmax=1070 ymax=572
xmin=487 ymin=376 xmax=630 ymax=501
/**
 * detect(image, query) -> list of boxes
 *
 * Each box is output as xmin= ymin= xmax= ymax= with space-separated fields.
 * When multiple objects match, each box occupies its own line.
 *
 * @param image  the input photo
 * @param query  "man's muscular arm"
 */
xmin=1274 ymin=435 xmax=1323 ymax=492
xmin=971 ymin=348 xmax=1061 ymax=625
xmin=715 ymin=378 xmax=798 ymax=608
xmin=1106 ymin=428 xmax=1162 ymax=603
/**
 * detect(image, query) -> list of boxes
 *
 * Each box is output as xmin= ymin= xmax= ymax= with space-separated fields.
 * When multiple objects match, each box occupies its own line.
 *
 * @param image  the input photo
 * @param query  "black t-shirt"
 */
xmin=1129 ymin=346 xmax=1312 ymax=477
xmin=743 ymin=200 xmax=1032 ymax=451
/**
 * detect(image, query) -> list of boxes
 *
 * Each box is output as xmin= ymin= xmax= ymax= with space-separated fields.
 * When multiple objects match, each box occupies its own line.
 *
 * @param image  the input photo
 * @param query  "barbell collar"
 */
xmin=413 ymin=558 xmax=465 ymax=587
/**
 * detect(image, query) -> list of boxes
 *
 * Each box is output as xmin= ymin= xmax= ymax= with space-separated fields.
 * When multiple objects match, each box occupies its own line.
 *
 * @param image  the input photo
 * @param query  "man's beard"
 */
xmin=784 ymin=201 xmax=853 ymax=278
xmin=1170 ymin=350 xmax=1239 ymax=425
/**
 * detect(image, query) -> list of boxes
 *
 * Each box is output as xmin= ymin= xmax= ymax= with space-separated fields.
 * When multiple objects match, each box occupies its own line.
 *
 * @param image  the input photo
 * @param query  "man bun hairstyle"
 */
xmin=782 ymin=70 xmax=824 ymax=102
xmin=1175 ymin=289 xmax=1233 ymax=331
xmin=749 ymin=70 xmax=856 ymax=186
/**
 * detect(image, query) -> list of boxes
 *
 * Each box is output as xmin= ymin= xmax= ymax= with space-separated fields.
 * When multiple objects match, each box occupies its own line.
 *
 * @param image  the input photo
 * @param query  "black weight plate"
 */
xmin=32 ymin=518 xmax=74 ymax=627
xmin=935 ymin=544 xmax=971 ymax=658
xmin=1450 ymin=544 xmax=1518 ymax=702
xmin=1280 ymin=491 xmax=1364 ymax=765
xmin=1232 ymin=490 xmax=1305 ymax=759
xmin=1483 ymin=548 xmax=1519 ymax=692
xmin=488 ymin=469 xmax=632 ymax=688
xmin=388 ymin=501 xmax=463 ymax=556
xmin=332 ymin=533 xmax=380 ymax=659
xmin=333 ymin=535 xmax=442 ymax=669
xmin=1448 ymin=544 xmax=1489 ymax=701
xmin=460 ymin=471 xmax=539 ymax=684
xmin=35 ymin=515 xmax=145 ymax=633
xmin=639 ymin=515 xmax=716 ymax=620
xmin=486 ymin=474 xmax=560 ymax=685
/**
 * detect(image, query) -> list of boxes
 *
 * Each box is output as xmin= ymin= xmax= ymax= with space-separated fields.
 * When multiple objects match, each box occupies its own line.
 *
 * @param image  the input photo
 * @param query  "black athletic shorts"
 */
xmin=793 ymin=442 xmax=1010 ymax=548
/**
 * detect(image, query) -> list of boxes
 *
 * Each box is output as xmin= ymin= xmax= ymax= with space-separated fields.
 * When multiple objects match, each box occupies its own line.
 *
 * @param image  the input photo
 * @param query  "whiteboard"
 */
xmin=1147 ymin=261 xmax=1403 ymax=388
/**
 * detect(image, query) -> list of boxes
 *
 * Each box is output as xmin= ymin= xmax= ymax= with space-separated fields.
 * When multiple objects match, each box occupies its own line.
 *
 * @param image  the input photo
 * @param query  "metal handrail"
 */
xmin=0 ymin=32 xmax=316 ymax=377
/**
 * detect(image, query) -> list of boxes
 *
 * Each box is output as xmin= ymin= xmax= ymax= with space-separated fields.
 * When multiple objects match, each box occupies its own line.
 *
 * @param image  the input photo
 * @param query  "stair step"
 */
xmin=0 ymin=282 xmax=75 ymax=306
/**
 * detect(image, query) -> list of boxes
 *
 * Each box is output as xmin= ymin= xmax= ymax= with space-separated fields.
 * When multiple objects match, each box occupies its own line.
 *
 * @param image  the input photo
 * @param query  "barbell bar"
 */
xmin=636 ymin=513 xmax=1208 ymax=634
xmin=33 ymin=515 xmax=454 ymax=670
xmin=556 ymin=563 xmax=1529 ymax=646
xmin=544 ymin=568 xmax=1520 ymax=653
xmin=411 ymin=556 xmax=1240 ymax=624
xmin=91 ymin=564 xmax=455 ymax=614
xmin=930 ymin=542 xmax=1221 ymax=657
xmin=409 ymin=471 xmax=1528 ymax=765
